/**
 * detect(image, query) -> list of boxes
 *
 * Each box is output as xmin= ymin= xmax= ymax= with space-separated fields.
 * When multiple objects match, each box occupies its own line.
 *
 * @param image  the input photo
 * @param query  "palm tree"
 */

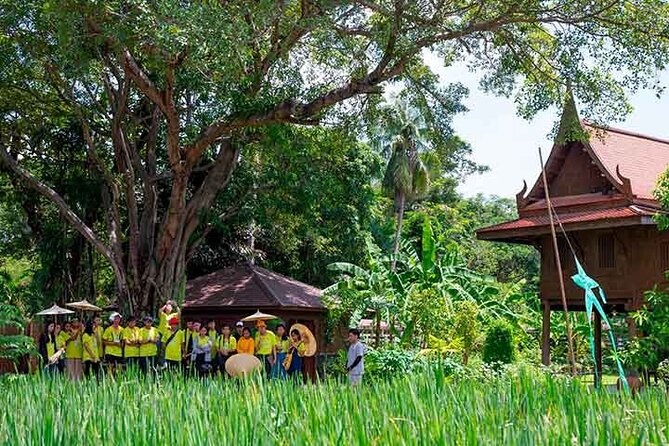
xmin=379 ymin=102 xmax=430 ymax=270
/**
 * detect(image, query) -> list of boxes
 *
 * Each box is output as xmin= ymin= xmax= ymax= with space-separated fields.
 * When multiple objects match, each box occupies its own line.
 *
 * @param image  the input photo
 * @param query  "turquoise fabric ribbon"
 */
xmin=571 ymin=256 xmax=628 ymax=391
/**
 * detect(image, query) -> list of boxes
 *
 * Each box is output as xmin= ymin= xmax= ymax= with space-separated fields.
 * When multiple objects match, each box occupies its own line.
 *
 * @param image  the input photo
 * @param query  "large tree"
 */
xmin=1 ymin=1 xmax=668 ymax=312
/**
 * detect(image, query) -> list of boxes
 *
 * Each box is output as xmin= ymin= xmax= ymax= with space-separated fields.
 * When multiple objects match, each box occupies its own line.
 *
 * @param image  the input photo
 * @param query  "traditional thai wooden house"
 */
xmin=476 ymin=97 xmax=669 ymax=372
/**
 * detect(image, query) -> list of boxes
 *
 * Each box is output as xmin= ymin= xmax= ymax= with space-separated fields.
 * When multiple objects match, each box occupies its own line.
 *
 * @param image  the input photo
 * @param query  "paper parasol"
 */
xmin=290 ymin=323 xmax=317 ymax=357
xmin=66 ymin=300 xmax=102 ymax=312
xmin=225 ymin=353 xmax=262 ymax=377
xmin=241 ymin=310 xmax=279 ymax=322
xmin=36 ymin=304 xmax=75 ymax=316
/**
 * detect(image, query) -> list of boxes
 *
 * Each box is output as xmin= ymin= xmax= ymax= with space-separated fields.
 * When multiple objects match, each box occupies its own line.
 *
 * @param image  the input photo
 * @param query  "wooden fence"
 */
xmin=0 ymin=321 xmax=41 ymax=374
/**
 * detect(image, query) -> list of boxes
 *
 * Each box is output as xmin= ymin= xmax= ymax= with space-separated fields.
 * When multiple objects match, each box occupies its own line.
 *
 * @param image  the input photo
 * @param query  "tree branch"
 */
xmin=0 ymin=141 xmax=122 ymax=280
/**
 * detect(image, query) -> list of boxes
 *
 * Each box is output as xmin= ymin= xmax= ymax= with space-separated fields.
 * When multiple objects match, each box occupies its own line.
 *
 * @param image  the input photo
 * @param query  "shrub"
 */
xmin=366 ymin=347 xmax=419 ymax=380
xmin=483 ymin=319 xmax=515 ymax=364
xmin=657 ymin=358 xmax=669 ymax=385
xmin=453 ymin=300 xmax=480 ymax=365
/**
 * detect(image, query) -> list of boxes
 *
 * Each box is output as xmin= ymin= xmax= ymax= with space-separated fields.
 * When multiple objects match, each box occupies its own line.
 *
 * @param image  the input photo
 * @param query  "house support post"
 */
xmin=542 ymin=303 xmax=551 ymax=366
xmin=594 ymin=311 xmax=603 ymax=388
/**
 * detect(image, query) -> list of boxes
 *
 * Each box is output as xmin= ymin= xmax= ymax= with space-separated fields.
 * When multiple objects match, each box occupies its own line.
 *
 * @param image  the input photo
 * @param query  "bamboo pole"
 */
xmin=539 ymin=147 xmax=577 ymax=376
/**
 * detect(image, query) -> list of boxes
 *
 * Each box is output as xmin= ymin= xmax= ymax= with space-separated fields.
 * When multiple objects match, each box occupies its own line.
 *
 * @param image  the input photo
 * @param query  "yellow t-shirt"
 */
xmin=94 ymin=325 xmax=104 ymax=357
xmin=46 ymin=336 xmax=56 ymax=358
xmin=103 ymin=326 xmax=124 ymax=357
xmin=65 ymin=330 xmax=83 ymax=359
xmin=139 ymin=327 xmax=159 ymax=357
xmin=123 ymin=326 xmax=140 ymax=358
xmin=158 ymin=311 xmax=179 ymax=333
xmin=164 ymin=329 xmax=185 ymax=362
xmin=217 ymin=336 xmax=237 ymax=353
xmin=82 ymin=333 xmax=99 ymax=362
xmin=275 ymin=338 xmax=290 ymax=354
xmin=196 ymin=335 xmax=211 ymax=349
xmin=254 ymin=331 xmax=276 ymax=355
xmin=56 ymin=331 xmax=68 ymax=350
xmin=208 ymin=329 xmax=217 ymax=354
xmin=236 ymin=337 xmax=255 ymax=355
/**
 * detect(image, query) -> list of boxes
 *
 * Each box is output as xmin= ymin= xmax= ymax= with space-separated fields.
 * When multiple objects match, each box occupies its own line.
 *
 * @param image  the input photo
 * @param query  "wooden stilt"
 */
xmin=539 ymin=147 xmax=577 ymax=376
xmin=594 ymin=311 xmax=603 ymax=387
xmin=542 ymin=303 xmax=551 ymax=366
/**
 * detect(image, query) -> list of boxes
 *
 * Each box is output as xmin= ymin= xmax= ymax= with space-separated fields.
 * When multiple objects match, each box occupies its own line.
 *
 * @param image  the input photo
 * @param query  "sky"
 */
xmin=424 ymin=56 xmax=669 ymax=199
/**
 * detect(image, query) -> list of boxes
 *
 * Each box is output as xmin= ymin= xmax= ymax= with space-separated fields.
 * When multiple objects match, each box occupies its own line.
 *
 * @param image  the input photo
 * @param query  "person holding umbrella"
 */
xmin=103 ymin=312 xmax=124 ymax=373
xmin=38 ymin=321 xmax=59 ymax=375
xmin=56 ymin=322 xmax=69 ymax=373
xmin=64 ymin=318 xmax=84 ymax=381
xmin=138 ymin=316 xmax=159 ymax=373
xmin=254 ymin=320 xmax=276 ymax=377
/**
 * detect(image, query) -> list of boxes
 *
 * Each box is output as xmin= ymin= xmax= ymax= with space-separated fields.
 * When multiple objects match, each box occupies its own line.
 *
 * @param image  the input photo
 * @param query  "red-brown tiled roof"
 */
xmin=585 ymin=123 xmax=669 ymax=200
xmin=477 ymin=205 xmax=656 ymax=236
xmin=184 ymin=263 xmax=324 ymax=310
xmin=522 ymin=193 xmax=627 ymax=211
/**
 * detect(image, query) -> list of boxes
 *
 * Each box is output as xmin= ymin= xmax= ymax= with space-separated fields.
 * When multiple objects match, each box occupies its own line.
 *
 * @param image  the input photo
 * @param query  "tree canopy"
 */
xmin=1 ymin=0 xmax=668 ymax=311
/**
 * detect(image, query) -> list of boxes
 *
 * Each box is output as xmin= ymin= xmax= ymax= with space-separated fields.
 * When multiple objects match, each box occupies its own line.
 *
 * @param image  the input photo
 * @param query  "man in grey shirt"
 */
xmin=346 ymin=328 xmax=365 ymax=385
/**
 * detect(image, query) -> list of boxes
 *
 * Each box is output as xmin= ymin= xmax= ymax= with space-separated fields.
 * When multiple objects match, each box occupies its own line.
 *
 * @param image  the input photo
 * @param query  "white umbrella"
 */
xmin=36 ymin=304 xmax=75 ymax=316
xmin=66 ymin=300 xmax=102 ymax=312
xmin=241 ymin=310 xmax=279 ymax=322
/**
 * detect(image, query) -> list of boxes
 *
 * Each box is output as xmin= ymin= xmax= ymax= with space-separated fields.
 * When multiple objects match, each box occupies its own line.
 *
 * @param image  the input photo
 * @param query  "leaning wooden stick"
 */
xmin=539 ymin=147 xmax=577 ymax=376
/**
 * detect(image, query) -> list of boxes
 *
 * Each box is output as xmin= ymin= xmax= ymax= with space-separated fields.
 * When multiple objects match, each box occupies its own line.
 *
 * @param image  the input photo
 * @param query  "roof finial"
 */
xmin=555 ymin=81 xmax=587 ymax=146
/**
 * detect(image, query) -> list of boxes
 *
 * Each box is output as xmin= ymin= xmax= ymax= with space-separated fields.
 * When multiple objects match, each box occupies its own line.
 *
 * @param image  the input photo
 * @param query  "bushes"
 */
xmin=483 ymin=319 xmax=515 ymax=364
xmin=366 ymin=347 xmax=420 ymax=379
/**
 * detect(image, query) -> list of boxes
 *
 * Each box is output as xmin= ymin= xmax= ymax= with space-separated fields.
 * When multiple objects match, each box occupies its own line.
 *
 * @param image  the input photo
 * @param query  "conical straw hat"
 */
xmin=225 ymin=353 xmax=262 ymax=377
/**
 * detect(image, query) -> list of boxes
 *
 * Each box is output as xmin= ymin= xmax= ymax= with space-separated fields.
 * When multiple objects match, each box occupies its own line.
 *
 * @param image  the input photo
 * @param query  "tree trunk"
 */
xmin=390 ymin=191 xmax=406 ymax=271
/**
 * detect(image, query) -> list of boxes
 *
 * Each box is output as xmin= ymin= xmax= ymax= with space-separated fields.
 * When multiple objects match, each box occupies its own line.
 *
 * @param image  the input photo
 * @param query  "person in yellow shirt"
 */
xmin=207 ymin=320 xmax=218 ymax=373
xmin=254 ymin=320 xmax=276 ymax=377
xmin=82 ymin=321 xmax=101 ymax=379
xmin=192 ymin=325 xmax=213 ymax=377
xmin=38 ymin=322 xmax=59 ymax=375
xmin=139 ymin=316 xmax=159 ymax=373
xmin=123 ymin=316 xmax=141 ymax=370
xmin=286 ymin=328 xmax=307 ymax=380
xmin=217 ymin=324 xmax=237 ymax=374
xmin=163 ymin=317 xmax=184 ymax=370
xmin=183 ymin=321 xmax=199 ymax=375
xmin=158 ymin=300 xmax=180 ymax=334
xmin=103 ymin=312 xmax=124 ymax=373
xmin=93 ymin=315 xmax=104 ymax=359
xmin=236 ymin=327 xmax=255 ymax=355
xmin=64 ymin=319 xmax=84 ymax=381
xmin=55 ymin=323 xmax=67 ymax=373
xmin=271 ymin=324 xmax=290 ymax=380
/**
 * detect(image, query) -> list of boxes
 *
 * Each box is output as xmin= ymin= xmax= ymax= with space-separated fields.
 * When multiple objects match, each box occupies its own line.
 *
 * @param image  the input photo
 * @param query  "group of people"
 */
xmin=37 ymin=300 xmax=365 ymax=384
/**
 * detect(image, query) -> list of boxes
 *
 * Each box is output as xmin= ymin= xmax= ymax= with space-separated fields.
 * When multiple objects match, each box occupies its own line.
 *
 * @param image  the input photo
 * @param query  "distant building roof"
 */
xmin=184 ymin=263 xmax=324 ymax=310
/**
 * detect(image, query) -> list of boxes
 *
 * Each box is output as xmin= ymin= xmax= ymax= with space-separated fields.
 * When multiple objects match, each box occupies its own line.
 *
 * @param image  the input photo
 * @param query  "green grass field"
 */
xmin=0 ymin=367 xmax=667 ymax=445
